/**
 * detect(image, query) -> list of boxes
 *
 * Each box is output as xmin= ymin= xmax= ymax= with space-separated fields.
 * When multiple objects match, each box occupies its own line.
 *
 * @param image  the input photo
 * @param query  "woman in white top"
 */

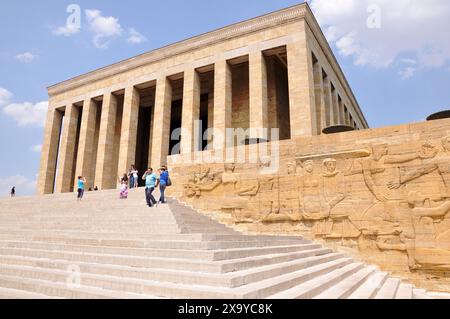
xmin=131 ymin=166 xmax=139 ymax=188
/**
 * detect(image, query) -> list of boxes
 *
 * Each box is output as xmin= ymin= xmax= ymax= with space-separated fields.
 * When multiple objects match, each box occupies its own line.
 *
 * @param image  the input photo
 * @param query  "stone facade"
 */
xmin=38 ymin=3 xmax=367 ymax=195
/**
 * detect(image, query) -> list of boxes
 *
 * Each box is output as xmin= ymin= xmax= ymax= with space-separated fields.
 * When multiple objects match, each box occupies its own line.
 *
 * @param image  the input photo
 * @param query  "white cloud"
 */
xmin=53 ymin=24 xmax=80 ymax=37
xmin=2 ymin=101 xmax=48 ymax=127
xmin=310 ymin=0 xmax=450 ymax=78
xmin=15 ymin=52 xmax=38 ymax=63
xmin=0 ymin=87 xmax=12 ymax=106
xmin=30 ymin=144 xmax=43 ymax=153
xmin=85 ymin=9 xmax=123 ymax=49
xmin=0 ymin=175 xmax=37 ymax=197
xmin=127 ymin=28 xmax=147 ymax=44
xmin=398 ymin=67 xmax=416 ymax=80
xmin=0 ymin=88 xmax=47 ymax=127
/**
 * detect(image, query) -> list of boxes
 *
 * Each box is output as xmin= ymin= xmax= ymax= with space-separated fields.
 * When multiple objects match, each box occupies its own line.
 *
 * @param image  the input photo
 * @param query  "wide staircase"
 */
xmin=0 ymin=189 xmax=435 ymax=299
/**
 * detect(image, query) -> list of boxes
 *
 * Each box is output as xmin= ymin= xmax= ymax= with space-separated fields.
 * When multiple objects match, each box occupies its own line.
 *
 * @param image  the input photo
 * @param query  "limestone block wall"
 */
xmin=231 ymin=63 xmax=250 ymax=132
xmin=167 ymin=118 xmax=450 ymax=292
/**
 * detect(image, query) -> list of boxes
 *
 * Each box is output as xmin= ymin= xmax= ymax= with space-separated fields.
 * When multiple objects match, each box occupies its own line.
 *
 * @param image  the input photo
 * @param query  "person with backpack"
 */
xmin=158 ymin=167 xmax=170 ymax=204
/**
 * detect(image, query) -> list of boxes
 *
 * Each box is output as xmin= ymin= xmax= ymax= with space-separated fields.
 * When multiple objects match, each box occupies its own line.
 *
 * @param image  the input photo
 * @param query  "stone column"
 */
xmin=322 ymin=76 xmax=333 ymax=128
xmin=151 ymin=76 xmax=172 ymax=168
xmin=74 ymin=99 xmax=97 ymax=190
xmin=287 ymin=40 xmax=316 ymax=137
xmin=181 ymin=68 xmax=200 ymax=155
xmin=95 ymin=92 xmax=118 ymax=190
xmin=331 ymin=88 xmax=339 ymax=126
xmin=213 ymin=60 xmax=232 ymax=151
xmin=249 ymin=51 xmax=268 ymax=140
xmin=55 ymin=103 xmax=80 ymax=193
xmin=37 ymin=107 xmax=63 ymax=195
xmin=344 ymin=105 xmax=351 ymax=126
xmin=313 ymin=63 xmax=326 ymax=134
xmin=338 ymin=98 xmax=345 ymax=125
xmin=117 ymin=86 xmax=140 ymax=179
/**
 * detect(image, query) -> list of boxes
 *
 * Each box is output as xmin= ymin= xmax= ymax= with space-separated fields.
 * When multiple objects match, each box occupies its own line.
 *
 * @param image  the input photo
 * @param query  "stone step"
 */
xmin=22 ymin=236 xmax=305 ymax=249
xmin=0 ymin=231 xmax=288 ymax=242
xmin=395 ymin=283 xmax=413 ymax=299
xmin=226 ymin=253 xmax=345 ymax=289
xmin=236 ymin=258 xmax=354 ymax=299
xmin=374 ymin=278 xmax=401 ymax=299
xmin=0 ymin=286 xmax=57 ymax=299
xmin=268 ymin=262 xmax=365 ymax=299
xmin=0 ymin=252 xmax=341 ymax=288
xmin=425 ymin=292 xmax=450 ymax=299
xmin=0 ymin=246 xmax=332 ymax=274
xmin=0 ymin=274 xmax=160 ymax=299
xmin=413 ymin=289 xmax=433 ymax=299
xmin=313 ymin=266 xmax=377 ymax=299
xmin=0 ymin=241 xmax=317 ymax=261
xmin=347 ymin=271 xmax=389 ymax=299
xmin=0 ymin=269 xmax=234 ymax=299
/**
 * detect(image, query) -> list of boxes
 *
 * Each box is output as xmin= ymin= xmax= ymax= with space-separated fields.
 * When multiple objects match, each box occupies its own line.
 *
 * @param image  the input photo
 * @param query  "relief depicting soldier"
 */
xmin=320 ymin=158 xmax=360 ymax=239
xmin=299 ymin=160 xmax=326 ymax=222
xmin=388 ymin=137 xmax=450 ymax=198
xmin=262 ymin=161 xmax=302 ymax=223
xmin=346 ymin=144 xmax=423 ymax=202
xmin=404 ymin=191 xmax=450 ymax=270
xmin=220 ymin=162 xmax=260 ymax=223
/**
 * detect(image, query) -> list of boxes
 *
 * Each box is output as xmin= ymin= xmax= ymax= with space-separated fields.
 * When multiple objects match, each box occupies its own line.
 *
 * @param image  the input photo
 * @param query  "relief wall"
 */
xmin=167 ymin=119 xmax=450 ymax=292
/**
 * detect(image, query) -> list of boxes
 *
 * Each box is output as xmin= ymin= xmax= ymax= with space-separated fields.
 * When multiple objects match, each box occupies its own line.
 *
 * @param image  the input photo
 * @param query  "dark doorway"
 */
xmin=169 ymin=99 xmax=182 ymax=155
xmin=135 ymin=106 xmax=152 ymax=187
xmin=199 ymin=93 xmax=209 ymax=151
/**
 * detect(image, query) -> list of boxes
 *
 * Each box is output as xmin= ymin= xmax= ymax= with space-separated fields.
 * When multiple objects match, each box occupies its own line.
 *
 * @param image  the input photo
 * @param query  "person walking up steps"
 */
xmin=143 ymin=168 xmax=159 ymax=208
xmin=77 ymin=176 xmax=87 ymax=201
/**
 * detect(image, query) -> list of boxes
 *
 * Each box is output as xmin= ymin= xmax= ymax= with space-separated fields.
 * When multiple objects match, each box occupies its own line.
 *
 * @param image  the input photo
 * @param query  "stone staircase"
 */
xmin=0 ymin=189 xmax=435 ymax=299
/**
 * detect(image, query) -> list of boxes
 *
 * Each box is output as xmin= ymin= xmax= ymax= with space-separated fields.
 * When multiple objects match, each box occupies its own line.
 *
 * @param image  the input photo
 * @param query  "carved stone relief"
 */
xmin=176 ymin=134 xmax=450 ymax=280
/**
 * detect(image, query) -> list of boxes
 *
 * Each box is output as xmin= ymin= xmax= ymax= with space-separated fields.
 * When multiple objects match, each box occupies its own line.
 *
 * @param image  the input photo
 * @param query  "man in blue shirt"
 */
xmin=142 ymin=168 xmax=159 ymax=207
xmin=158 ymin=167 xmax=169 ymax=204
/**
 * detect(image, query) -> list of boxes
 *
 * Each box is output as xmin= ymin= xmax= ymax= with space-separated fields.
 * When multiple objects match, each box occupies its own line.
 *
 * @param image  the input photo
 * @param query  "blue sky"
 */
xmin=0 ymin=0 xmax=449 ymax=196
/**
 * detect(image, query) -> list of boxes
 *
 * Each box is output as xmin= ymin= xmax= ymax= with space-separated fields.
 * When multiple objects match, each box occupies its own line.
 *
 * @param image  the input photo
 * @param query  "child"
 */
xmin=77 ymin=177 xmax=86 ymax=201
xmin=119 ymin=174 xmax=129 ymax=199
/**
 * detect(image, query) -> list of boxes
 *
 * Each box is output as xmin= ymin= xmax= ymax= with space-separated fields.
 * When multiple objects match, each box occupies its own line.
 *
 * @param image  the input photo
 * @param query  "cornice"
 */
xmin=48 ymin=3 xmax=308 ymax=96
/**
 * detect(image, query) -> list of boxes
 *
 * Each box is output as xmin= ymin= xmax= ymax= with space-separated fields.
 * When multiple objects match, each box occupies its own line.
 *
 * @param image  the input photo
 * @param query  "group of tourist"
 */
xmin=142 ymin=166 xmax=171 ymax=207
xmin=76 ymin=165 xmax=171 ymax=208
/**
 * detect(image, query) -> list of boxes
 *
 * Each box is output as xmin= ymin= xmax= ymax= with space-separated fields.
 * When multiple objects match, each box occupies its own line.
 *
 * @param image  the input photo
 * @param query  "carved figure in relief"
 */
xmin=220 ymin=162 xmax=260 ymax=223
xmin=262 ymin=162 xmax=302 ymax=223
xmin=387 ymin=141 xmax=440 ymax=191
xmin=299 ymin=160 xmax=327 ymax=222
xmin=320 ymin=158 xmax=361 ymax=239
xmin=346 ymin=144 xmax=422 ymax=201
xmin=183 ymin=168 xmax=222 ymax=198
xmin=388 ymin=138 xmax=450 ymax=198
xmin=404 ymin=191 xmax=450 ymax=270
